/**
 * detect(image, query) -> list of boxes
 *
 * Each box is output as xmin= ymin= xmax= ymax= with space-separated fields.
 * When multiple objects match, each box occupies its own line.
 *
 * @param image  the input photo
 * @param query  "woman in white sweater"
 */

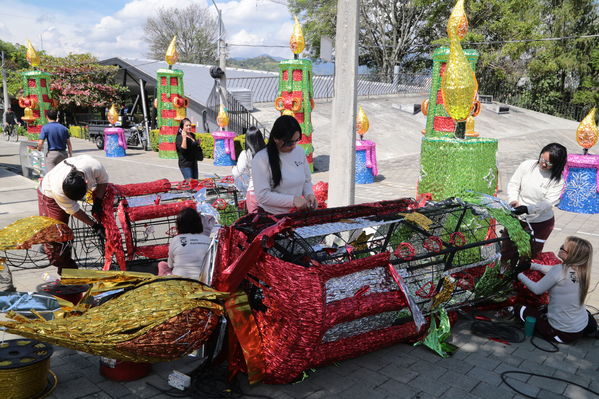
xmin=231 ymin=126 xmax=266 ymax=213
xmin=252 ymin=115 xmax=316 ymax=214
xmin=517 ymin=236 xmax=597 ymax=343
xmin=158 ymin=208 xmax=211 ymax=280
xmin=507 ymin=143 xmax=567 ymax=257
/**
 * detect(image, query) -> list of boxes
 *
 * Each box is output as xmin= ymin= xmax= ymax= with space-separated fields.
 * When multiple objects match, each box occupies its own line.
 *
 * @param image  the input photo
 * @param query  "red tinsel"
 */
xmin=99 ymin=184 xmax=126 ymax=270
xmin=135 ymin=244 xmax=169 ymax=260
xmin=312 ymin=181 xmax=329 ymax=209
xmin=513 ymin=251 xmax=561 ymax=307
xmin=127 ymin=201 xmax=195 ymax=222
xmin=115 ymin=179 xmax=171 ymax=197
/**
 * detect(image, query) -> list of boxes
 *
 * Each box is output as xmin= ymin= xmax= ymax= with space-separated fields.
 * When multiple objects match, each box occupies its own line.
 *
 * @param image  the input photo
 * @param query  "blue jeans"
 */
xmin=180 ymin=166 xmax=198 ymax=180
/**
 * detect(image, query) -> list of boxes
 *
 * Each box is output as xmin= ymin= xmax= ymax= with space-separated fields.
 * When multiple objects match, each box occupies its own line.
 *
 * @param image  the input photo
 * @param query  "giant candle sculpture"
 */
xmin=18 ymin=41 xmax=55 ymax=139
xmin=156 ymin=36 xmax=189 ymax=159
xmin=558 ymin=108 xmax=599 ymax=213
xmin=418 ymin=0 xmax=497 ymax=201
xmin=274 ymin=17 xmax=316 ymax=171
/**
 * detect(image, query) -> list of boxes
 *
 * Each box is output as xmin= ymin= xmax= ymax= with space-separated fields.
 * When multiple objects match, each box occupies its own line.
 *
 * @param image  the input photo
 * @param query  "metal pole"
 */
xmin=1 ymin=51 xmax=9 ymax=126
xmin=139 ymin=79 xmax=151 ymax=149
xmin=328 ymin=0 xmax=360 ymax=207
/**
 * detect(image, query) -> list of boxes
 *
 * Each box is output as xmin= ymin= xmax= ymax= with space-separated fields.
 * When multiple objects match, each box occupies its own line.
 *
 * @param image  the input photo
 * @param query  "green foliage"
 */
xmin=0 ymin=40 xmax=30 ymax=97
xmin=148 ymin=131 xmax=246 ymax=160
xmin=149 ymin=129 xmax=160 ymax=152
xmin=227 ymin=56 xmax=280 ymax=72
xmin=68 ymin=125 xmax=85 ymax=139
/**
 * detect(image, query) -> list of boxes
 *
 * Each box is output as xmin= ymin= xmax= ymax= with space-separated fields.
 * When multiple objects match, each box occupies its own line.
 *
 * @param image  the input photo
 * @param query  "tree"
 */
xmin=144 ymin=4 xmax=218 ymax=64
xmin=39 ymin=53 xmax=128 ymax=123
xmin=0 ymin=40 xmax=30 ymax=98
xmin=288 ymin=0 xmax=448 ymax=77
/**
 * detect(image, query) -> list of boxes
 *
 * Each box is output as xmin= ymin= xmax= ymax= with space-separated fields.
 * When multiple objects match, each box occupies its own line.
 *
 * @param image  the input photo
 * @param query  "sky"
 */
xmin=0 ymin=0 xmax=295 ymax=60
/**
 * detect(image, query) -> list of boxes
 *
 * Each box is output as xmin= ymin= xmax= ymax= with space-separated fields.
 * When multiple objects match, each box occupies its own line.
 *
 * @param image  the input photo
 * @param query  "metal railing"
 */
xmin=486 ymin=87 xmax=589 ymax=122
xmin=227 ymin=73 xmax=431 ymax=104
xmin=206 ymin=81 xmax=271 ymax=138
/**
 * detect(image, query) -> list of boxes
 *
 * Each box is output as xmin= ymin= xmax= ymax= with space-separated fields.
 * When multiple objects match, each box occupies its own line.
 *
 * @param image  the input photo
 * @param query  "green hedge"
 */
xmin=149 ymin=130 xmax=247 ymax=160
xmin=69 ymin=125 xmax=86 ymax=139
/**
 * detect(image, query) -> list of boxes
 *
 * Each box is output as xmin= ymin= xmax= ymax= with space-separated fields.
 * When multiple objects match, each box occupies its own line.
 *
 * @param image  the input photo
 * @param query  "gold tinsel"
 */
xmin=26 ymin=40 xmax=40 ymax=67
xmin=165 ymin=36 xmax=178 ymax=66
xmin=441 ymin=0 xmax=478 ymax=122
xmin=0 ymin=272 xmax=227 ymax=363
xmin=290 ymin=16 xmax=305 ymax=55
xmin=576 ymin=108 xmax=598 ymax=150
xmin=0 ymin=216 xmax=73 ymax=251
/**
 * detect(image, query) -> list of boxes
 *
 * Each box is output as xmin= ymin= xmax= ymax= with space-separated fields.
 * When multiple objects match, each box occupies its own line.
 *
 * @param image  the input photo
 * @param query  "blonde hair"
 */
xmin=562 ymin=236 xmax=593 ymax=304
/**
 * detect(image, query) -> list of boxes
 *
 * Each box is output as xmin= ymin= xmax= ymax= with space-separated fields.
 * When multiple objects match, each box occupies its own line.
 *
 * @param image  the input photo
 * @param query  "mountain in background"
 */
xmin=227 ymin=55 xmax=370 ymax=75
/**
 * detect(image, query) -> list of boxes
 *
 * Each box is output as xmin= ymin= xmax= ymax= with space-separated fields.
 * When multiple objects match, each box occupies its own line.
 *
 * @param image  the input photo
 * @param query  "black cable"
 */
xmin=470 ymin=320 xmax=526 ymax=343
xmin=500 ymin=371 xmax=599 ymax=398
xmin=530 ymin=334 xmax=558 ymax=353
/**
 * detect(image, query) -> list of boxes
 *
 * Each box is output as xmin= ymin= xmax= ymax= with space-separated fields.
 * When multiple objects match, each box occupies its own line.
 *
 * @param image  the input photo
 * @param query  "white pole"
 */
xmin=328 ymin=0 xmax=360 ymax=207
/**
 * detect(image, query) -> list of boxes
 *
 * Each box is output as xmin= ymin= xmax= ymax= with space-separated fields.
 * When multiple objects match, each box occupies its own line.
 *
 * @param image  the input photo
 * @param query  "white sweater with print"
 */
xmin=251 ymin=146 xmax=313 ymax=214
xmin=507 ymin=159 xmax=564 ymax=223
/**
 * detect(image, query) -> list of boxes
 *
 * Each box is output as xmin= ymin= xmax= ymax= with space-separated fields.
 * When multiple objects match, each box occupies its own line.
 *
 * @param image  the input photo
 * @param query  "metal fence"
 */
xmin=206 ymin=82 xmax=271 ymax=137
xmin=227 ymin=73 xmax=431 ymax=104
xmin=487 ymin=89 xmax=589 ymax=122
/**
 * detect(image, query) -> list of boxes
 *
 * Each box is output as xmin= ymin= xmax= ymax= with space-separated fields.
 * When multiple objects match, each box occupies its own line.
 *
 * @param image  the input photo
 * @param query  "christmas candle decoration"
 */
xmin=156 ymin=36 xmax=188 ymax=159
xmin=18 ymin=41 xmax=54 ymax=139
xmin=275 ymin=17 xmax=316 ymax=170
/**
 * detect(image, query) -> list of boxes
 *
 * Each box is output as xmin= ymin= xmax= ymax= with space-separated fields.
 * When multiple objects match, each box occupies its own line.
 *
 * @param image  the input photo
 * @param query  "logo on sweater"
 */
xmin=180 ymin=237 xmax=188 ymax=247
xmin=294 ymin=161 xmax=303 ymax=167
xmin=569 ymin=271 xmax=577 ymax=283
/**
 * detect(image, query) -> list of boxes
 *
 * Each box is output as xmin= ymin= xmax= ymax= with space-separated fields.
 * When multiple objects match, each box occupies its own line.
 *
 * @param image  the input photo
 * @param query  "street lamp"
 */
xmin=210 ymin=0 xmax=226 ymax=81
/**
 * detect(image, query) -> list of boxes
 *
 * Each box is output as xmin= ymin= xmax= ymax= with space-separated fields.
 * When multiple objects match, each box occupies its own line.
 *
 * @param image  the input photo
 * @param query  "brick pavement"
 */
xmin=1 ymin=105 xmax=599 ymax=398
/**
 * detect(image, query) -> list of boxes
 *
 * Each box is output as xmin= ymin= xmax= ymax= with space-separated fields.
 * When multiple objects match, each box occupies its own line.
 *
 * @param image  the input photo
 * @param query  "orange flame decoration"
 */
xmin=107 ymin=104 xmax=119 ymax=125
xmin=165 ymin=36 xmax=178 ymax=66
xmin=216 ymin=104 xmax=229 ymax=129
xmin=26 ymin=40 xmax=40 ymax=67
xmin=441 ymin=0 xmax=478 ymax=123
xmin=289 ymin=16 xmax=305 ymax=55
xmin=356 ymin=106 xmax=370 ymax=137
xmin=576 ymin=108 xmax=598 ymax=150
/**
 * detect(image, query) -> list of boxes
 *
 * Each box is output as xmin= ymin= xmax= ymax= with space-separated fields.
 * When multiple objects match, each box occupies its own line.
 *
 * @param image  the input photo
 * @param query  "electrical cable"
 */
xmin=529 ymin=334 xmax=558 ymax=353
xmin=500 ymin=370 xmax=599 ymax=398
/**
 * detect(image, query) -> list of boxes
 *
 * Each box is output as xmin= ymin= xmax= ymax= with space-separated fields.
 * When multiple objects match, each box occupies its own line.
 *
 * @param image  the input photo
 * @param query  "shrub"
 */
xmin=69 ymin=125 xmax=84 ymax=139
xmin=149 ymin=131 xmax=247 ymax=160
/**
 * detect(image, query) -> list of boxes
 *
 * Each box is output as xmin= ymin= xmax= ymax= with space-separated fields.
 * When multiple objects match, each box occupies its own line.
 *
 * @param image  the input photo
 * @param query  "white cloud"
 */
xmin=0 ymin=0 xmax=294 ymax=61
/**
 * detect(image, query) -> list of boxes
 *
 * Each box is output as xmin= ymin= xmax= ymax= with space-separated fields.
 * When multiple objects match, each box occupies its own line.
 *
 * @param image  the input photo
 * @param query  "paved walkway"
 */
xmin=1 ymin=104 xmax=599 ymax=398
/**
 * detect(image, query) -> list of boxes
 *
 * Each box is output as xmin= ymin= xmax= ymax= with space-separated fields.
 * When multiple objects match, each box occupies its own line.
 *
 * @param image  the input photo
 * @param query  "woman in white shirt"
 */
xmin=516 ymin=236 xmax=597 ymax=343
xmin=252 ymin=115 xmax=316 ymax=214
xmin=231 ymin=126 xmax=266 ymax=213
xmin=507 ymin=143 xmax=567 ymax=257
xmin=158 ymin=208 xmax=211 ymax=280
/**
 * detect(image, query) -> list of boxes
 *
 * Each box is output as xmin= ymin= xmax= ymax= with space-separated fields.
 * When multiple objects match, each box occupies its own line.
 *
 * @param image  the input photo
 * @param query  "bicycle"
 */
xmin=2 ymin=123 xmax=20 ymax=142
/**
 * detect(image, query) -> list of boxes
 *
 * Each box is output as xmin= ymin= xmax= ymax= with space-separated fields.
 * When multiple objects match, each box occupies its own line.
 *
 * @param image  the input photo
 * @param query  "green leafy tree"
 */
xmin=0 ymin=40 xmax=30 ymax=97
xmin=144 ymin=4 xmax=218 ymax=64
xmin=525 ymin=0 xmax=599 ymax=113
xmin=288 ymin=0 xmax=449 ymax=77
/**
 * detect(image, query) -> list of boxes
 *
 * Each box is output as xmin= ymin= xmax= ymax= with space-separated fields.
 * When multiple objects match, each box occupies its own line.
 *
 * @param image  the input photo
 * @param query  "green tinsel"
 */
xmin=485 ymin=207 xmax=531 ymax=258
xmin=414 ymin=308 xmax=457 ymax=358
xmin=419 ymin=137 xmax=498 ymax=201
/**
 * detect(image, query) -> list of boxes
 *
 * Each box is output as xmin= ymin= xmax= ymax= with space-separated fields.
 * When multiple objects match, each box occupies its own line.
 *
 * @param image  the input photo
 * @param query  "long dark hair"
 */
xmin=537 ymin=143 xmax=567 ymax=182
xmin=177 ymin=118 xmax=192 ymax=135
xmin=267 ymin=115 xmax=302 ymax=188
xmin=176 ymin=207 xmax=203 ymax=234
xmin=245 ymin=126 xmax=266 ymax=156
